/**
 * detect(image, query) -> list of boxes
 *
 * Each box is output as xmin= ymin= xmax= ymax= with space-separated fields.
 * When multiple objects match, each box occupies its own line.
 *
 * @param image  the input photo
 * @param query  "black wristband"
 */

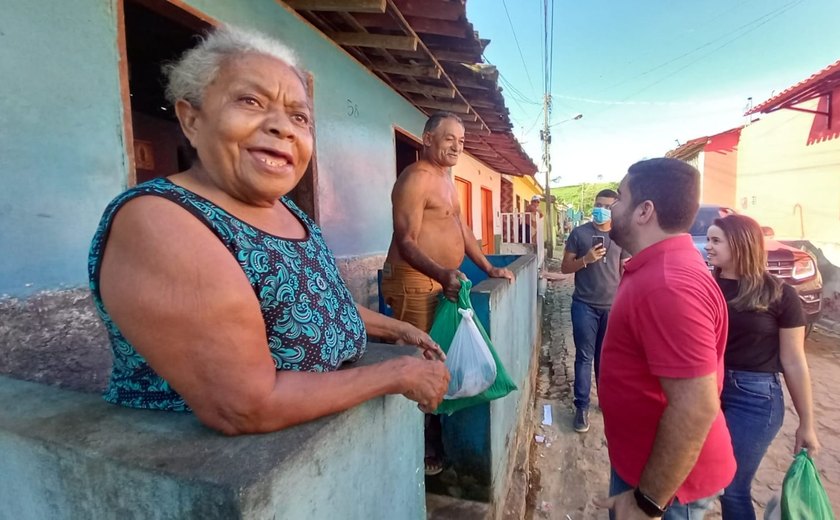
xmin=633 ymin=488 xmax=667 ymax=518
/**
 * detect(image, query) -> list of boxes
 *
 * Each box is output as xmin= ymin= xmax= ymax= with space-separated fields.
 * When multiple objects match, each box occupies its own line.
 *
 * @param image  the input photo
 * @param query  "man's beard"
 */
xmin=609 ymin=218 xmax=629 ymax=249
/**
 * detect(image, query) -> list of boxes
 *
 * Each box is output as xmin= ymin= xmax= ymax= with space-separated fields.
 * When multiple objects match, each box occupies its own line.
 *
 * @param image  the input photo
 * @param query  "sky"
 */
xmin=466 ymin=0 xmax=840 ymax=187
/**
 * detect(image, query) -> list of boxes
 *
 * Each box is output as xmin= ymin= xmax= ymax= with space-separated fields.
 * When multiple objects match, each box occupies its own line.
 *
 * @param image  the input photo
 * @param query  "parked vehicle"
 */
xmin=690 ymin=205 xmax=823 ymax=334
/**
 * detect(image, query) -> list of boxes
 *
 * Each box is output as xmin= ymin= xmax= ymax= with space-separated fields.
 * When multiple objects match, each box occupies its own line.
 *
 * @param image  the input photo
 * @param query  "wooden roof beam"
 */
xmin=385 ymin=0 xmax=491 ymax=134
xmin=414 ymin=99 xmax=469 ymax=113
xmin=330 ymin=31 xmax=418 ymax=51
xmin=392 ymin=81 xmax=455 ymax=98
xmin=429 ymin=48 xmax=481 ymax=63
xmin=392 ymin=0 xmax=463 ymax=21
xmin=285 ymin=0 xmax=386 ymax=13
xmin=372 ymin=62 xmax=441 ymax=79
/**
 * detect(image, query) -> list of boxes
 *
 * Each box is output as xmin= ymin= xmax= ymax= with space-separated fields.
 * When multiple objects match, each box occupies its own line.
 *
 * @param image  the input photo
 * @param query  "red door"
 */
xmin=455 ymin=177 xmax=472 ymax=229
xmin=481 ymin=187 xmax=494 ymax=254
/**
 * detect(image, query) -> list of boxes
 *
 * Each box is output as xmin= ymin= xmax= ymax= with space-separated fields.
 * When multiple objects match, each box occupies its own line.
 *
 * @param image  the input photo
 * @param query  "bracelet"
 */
xmin=581 ymin=257 xmax=588 ymax=268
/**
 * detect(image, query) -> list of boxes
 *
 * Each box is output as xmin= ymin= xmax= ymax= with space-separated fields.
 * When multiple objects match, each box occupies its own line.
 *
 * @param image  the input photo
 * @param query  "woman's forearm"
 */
xmin=198 ymin=357 xmax=412 ymax=435
xmin=356 ymin=304 xmax=403 ymax=342
xmin=779 ymin=326 xmax=815 ymax=428
xmin=782 ymin=361 xmax=815 ymax=428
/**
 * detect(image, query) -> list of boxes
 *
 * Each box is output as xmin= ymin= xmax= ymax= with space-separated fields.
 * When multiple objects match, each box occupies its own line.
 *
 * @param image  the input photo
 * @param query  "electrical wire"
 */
xmin=579 ymin=0 xmax=805 ymax=121
xmin=501 ymin=0 xmax=536 ymax=96
xmin=594 ymin=0 xmax=804 ymax=95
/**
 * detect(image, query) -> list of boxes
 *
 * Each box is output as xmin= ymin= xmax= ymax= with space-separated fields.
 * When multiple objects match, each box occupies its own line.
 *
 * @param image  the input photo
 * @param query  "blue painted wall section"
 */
xmin=437 ymin=254 xmax=539 ymax=504
xmin=0 ymin=0 xmax=428 ymax=297
xmin=0 ymin=345 xmax=426 ymax=520
xmin=0 ymin=1 xmax=126 ymax=296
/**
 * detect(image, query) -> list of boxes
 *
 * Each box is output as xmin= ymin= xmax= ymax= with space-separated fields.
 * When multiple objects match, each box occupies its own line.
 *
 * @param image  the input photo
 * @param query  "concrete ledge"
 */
xmin=0 ymin=344 xmax=425 ymax=520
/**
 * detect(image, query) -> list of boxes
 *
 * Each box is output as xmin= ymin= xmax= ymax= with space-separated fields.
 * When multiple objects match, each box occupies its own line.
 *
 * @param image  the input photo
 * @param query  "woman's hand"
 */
xmin=794 ymin=424 xmax=821 ymax=456
xmin=394 ymin=357 xmax=450 ymax=413
xmin=395 ymin=322 xmax=446 ymax=361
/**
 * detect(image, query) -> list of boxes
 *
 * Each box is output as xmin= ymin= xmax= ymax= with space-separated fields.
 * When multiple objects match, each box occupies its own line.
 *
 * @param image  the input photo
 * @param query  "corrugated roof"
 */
xmin=665 ymin=136 xmax=708 ymax=160
xmin=666 ymin=126 xmax=743 ymax=160
xmin=747 ymin=59 xmax=840 ymax=115
xmin=286 ymin=0 xmax=538 ymax=176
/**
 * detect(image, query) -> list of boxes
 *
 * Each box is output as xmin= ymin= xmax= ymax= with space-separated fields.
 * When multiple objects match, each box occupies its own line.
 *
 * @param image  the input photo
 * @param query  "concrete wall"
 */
xmin=432 ymin=254 xmax=539 ymax=514
xmin=0 ymin=0 xmax=126 ymax=297
xmin=0 ymin=0 xmax=520 ymax=307
xmin=0 ymin=345 xmax=425 ymax=520
xmin=0 ymin=0 xmax=429 ymax=298
xmin=0 ymin=0 xmax=427 ymax=365
xmin=702 ymin=129 xmax=739 ymax=208
xmin=737 ymin=93 xmax=840 ymax=251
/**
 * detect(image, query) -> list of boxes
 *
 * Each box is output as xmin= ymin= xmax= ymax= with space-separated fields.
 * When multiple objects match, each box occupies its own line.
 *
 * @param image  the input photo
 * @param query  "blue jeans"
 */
xmin=610 ymin=469 xmax=717 ymax=520
xmin=571 ymin=299 xmax=609 ymax=410
xmin=719 ymin=370 xmax=784 ymax=520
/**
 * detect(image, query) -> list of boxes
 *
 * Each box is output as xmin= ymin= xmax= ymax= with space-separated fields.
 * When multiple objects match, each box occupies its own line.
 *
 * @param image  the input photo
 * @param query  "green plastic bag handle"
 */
xmin=781 ymin=449 xmax=836 ymax=520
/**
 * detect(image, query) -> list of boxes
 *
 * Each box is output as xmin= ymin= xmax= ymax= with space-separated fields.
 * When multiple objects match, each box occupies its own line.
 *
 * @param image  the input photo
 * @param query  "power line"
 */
xmin=594 ymin=0 xmax=804 ymax=96
xmin=524 ymin=106 xmax=545 ymax=136
xmin=499 ymin=74 xmax=542 ymax=106
xmin=582 ymin=0 xmax=805 ymax=121
xmin=542 ymin=0 xmax=550 ymax=96
xmin=618 ymin=0 xmax=804 ymax=102
xmin=500 ymin=0 xmax=536 ymax=95
xmin=548 ymin=0 xmax=555 ymax=96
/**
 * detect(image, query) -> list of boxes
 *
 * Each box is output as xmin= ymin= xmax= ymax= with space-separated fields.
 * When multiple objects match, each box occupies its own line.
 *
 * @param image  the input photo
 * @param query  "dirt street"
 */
xmin=528 ymin=278 xmax=840 ymax=519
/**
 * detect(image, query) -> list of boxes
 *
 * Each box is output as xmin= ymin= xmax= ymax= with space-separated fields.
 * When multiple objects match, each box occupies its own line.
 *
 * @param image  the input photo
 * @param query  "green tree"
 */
xmin=551 ymin=181 xmax=619 ymax=218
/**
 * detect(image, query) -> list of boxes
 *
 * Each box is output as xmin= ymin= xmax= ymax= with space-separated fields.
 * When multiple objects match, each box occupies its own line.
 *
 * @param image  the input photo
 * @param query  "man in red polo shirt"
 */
xmin=595 ymin=158 xmax=735 ymax=519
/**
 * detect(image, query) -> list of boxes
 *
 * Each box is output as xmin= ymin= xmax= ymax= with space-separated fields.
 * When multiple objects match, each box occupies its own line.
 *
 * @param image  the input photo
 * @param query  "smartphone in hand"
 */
xmin=591 ymin=236 xmax=606 ymax=263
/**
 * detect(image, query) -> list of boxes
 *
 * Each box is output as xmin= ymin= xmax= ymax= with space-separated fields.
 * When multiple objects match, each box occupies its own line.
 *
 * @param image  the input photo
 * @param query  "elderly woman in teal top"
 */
xmin=89 ymin=25 xmax=449 ymax=435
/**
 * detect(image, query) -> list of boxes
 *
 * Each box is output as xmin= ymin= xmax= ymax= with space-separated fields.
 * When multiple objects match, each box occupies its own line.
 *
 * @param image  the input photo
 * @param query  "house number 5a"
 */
xmin=346 ymin=99 xmax=360 ymax=118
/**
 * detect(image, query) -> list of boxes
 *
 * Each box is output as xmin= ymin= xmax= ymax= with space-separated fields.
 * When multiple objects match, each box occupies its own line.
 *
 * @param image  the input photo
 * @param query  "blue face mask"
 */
xmin=592 ymin=207 xmax=611 ymax=224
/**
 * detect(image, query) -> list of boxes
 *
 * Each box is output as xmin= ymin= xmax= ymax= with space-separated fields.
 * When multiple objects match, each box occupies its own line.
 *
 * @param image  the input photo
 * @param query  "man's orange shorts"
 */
xmin=380 ymin=262 xmax=443 ymax=333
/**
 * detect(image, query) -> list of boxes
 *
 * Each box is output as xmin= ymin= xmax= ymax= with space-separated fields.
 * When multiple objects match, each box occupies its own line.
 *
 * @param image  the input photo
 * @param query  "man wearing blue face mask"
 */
xmin=561 ymin=189 xmax=628 ymax=433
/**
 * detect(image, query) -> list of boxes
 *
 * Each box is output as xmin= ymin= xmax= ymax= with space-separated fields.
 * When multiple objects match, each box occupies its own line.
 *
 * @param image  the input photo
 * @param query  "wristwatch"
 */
xmin=633 ymin=488 xmax=668 ymax=518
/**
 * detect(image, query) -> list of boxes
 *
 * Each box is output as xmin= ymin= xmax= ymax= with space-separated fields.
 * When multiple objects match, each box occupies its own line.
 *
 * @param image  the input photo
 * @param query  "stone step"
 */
xmin=426 ymin=493 xmax=491 ymax=520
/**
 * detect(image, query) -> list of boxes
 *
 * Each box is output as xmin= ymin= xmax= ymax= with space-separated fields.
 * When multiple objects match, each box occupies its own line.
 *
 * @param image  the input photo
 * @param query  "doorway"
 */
xmin=122 ymin=0 xmax=209 ymax=185
xmin=118 ymin=0 xmax=318 ymax=219
xmin=395 ymin=129 xmax=421 ymax=177
xmin=480 ymin=187 xmax=494 ymax=254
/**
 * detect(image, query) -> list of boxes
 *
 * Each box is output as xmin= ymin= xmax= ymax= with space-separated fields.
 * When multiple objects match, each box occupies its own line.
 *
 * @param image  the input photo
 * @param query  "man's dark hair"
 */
xmin=596 ymin=189 xmax=618 ymax=199
xmin=626 ymin=158 xmax=700 ymax=233
xmin=423 ymin=111 xmax=463 ymax=134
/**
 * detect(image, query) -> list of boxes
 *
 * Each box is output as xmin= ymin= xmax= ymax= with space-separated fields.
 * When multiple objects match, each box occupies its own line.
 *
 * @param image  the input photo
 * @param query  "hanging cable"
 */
xmin=501 ymin=0 xmax=536 ymax=96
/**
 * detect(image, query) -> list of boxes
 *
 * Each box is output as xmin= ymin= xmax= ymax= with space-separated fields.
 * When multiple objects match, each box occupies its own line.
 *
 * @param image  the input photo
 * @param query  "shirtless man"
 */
xmin=382 ymin=111 xmax=513 ymax=475
xmin=382 ymin=112 xmax=514 ymax=333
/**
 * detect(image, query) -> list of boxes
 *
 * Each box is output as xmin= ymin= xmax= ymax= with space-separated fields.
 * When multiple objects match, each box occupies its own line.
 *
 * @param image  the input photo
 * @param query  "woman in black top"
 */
xmin=705 ymin=214 xmax=820 ymax=520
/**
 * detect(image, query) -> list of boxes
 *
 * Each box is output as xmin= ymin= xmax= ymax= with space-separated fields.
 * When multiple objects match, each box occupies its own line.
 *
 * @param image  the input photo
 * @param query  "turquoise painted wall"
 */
xmin=439 ymin=255 xmax=539 ymax=504
xmin=0 ymin=0 xmax=427 ymax=297
xmin=0 ymin=345 xmax=426 ymax=519
xmin=0 ymin=1 xmax=126 ymax=296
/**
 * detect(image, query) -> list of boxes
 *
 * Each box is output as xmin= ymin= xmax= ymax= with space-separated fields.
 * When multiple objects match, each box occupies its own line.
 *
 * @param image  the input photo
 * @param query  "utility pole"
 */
xmin=540 ymin=93 xmax=553 ymax=258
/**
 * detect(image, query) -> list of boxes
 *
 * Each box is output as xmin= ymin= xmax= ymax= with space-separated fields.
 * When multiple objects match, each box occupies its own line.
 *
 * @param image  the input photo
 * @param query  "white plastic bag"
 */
xmin=443 ymin=308 xmax=498 ymax=399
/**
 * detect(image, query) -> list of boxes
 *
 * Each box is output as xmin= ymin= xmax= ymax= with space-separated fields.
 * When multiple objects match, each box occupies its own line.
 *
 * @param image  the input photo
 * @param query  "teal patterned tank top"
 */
xmin=88 ymin=178 xmax=367 ymax=411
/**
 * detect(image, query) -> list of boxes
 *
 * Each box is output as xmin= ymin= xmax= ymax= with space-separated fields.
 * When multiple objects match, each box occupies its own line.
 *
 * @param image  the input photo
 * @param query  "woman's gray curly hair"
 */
xmin=163 ymin=25 xmax=304 ymax=107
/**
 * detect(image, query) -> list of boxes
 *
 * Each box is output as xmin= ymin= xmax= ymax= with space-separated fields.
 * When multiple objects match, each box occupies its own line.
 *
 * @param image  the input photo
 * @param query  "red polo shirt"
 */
xmin=599 ymin=234 xmax=735 ymax=504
